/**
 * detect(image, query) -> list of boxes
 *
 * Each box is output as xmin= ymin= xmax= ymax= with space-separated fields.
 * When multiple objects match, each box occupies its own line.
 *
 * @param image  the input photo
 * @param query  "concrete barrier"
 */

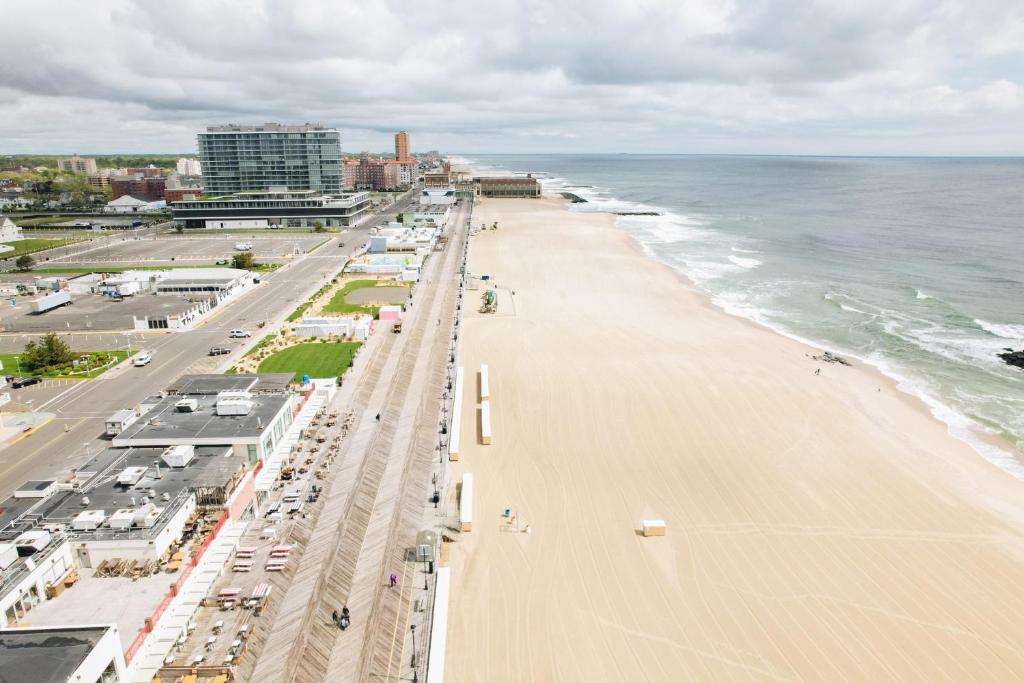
xmin=449 ymin=366 xmax=464 ymax=460
xmin=426 ymin=567 xmax=451 ymax=683
xmin=479 ymin=363 xmax=489 ymax=400
xmin=480 ymin=399 xmax=492 ymax=445
xmin=459 ymin=473 xmax=473 ymax=532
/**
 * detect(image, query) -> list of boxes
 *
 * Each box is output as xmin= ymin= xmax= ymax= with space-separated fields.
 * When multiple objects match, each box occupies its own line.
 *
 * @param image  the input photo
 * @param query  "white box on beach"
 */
xmin=480 ymin=364 xmax=490 ymax=400
xmin=641 ymin=520 xmax=666 ymax=537
xmin=480 ymin=399 xmax=492 ymax=445
xmin=449 ymin=366 xmax=464 ymax=461
xmin=460 ymin=473 xmax=473 ymax=532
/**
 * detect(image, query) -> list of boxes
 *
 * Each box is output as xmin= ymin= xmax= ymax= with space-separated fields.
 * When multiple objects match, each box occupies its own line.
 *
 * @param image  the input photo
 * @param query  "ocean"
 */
xmin=459 ymin=154 xmax=1024 ymax=474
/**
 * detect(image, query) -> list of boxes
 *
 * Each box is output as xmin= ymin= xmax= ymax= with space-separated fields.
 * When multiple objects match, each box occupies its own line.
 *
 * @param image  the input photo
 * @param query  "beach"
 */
xmin=444 ymin=196 xmax=1024 ymax=680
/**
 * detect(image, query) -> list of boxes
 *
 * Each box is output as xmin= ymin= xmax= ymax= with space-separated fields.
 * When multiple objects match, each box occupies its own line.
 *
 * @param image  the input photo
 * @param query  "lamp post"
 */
xmin=13 ymin=355 xmax=20 ymax=377
xmin=410 ymin=624 xmax=418 ymax=682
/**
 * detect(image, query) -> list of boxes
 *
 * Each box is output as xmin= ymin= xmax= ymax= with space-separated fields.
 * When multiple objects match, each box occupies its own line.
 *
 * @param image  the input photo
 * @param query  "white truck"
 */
xmin=234 ymin=242 xmax=253 ymax=251
xmin=30 ymin=291 xmax=72 ymax=314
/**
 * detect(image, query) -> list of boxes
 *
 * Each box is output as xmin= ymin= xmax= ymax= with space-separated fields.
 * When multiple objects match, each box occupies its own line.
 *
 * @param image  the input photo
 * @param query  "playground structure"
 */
xmin=479 ymin=289 xmax=497 ymax=314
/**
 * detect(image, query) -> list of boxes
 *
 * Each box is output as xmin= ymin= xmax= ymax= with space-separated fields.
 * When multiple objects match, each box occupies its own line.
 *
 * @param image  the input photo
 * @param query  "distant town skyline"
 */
xmin=1 ymin=1 xmax=1022 ymax=156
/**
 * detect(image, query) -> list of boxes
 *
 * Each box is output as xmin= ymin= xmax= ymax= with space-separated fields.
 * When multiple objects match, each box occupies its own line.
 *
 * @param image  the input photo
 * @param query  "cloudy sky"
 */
xmin=1 ymin=0 xmax=1022 ymax=155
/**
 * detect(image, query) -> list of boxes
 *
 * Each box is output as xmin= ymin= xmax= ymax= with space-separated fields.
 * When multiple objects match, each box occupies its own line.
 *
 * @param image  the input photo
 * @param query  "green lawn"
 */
xmin=321 ymin=280 xmax=407 ymax=319
xmin=1 ymin=238 xmax=84 ymax=259
xmin=256 ymin=342 xmax=361 ymax=381
xmin=0 ymin=349 xmax=130 ymax=379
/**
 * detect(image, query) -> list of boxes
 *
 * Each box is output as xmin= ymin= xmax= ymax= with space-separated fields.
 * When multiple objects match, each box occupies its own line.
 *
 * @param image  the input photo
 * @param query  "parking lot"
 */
xmin=0 ymin=292 xmax=210 ymax=332
xmin=46 ymin=235 xmax=328 ymax=267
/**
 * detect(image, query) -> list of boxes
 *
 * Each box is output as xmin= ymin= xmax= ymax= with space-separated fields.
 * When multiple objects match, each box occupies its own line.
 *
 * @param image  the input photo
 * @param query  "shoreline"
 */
xmin=445 ymin=195 xmax=1024 ymax=680
xmin=606 ymin=200 xmax=1024 ymax=484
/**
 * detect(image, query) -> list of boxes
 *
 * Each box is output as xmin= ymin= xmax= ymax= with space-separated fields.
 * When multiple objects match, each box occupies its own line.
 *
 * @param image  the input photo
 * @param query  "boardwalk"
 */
xmin=241 ymin=200 xmax=469 ymax=682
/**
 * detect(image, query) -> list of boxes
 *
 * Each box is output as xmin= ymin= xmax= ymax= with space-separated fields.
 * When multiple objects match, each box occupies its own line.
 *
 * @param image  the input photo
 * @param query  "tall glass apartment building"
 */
xmin=198 ymin=123 xmax=342 ymax=195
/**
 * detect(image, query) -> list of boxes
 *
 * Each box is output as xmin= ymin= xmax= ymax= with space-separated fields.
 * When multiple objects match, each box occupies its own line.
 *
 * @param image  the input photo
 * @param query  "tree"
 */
xmin=15 ymin=255 xmax=35 ymax=271
xmin=22 ymin=332 xmax=74 ymax=372
xmin=232 ymin=252 xmax=255 ymax=270
xmin=313 ymin=220 xmax=327 ymax=233
xmin=175 ymin=224 xmax=184 ymax=234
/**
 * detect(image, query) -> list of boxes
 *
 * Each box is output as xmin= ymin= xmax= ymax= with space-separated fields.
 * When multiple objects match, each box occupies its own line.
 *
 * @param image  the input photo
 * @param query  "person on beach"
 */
xmin=332 ymin=610 xmax=339 ymax=624
xmin=390 ymin=573 xmax=397 ymax=588
xmin=814 ymin=368 xmax=820 ymax=376
xmin=375 ymin=413 xmax=380 ymax=421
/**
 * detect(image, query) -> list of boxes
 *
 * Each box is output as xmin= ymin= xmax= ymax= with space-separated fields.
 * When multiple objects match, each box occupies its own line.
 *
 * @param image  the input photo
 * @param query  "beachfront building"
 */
xmin=57 ymin=155 xmax=98 ymax=174
xmin=0 ymin=625 xmax=126 ymax=682
xmin=395 ymin=131 xmax=410 ymax=161
xmin=171 ymin=188 xmax=371 ymax=229
xmin=420 ymin=189 xmax=456 ymax=206
xmin=343 ymin=154 xmax=415 ymax=191
xmin=198 ymin=123 xmax=342 ymax=195
xmin=476 ymin=176 xmax=541 ymax=198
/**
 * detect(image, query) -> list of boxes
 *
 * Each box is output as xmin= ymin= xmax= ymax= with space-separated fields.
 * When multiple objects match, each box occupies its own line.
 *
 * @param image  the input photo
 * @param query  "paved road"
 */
xmin=0 ymin=195 xmax=416 ymax=498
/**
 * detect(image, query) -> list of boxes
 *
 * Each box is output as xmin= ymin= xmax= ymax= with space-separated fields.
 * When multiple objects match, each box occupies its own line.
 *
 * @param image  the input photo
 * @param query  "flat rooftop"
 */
xmin=113 ymin=392 xmax=289 ymax=445
xmin=164 ymin=373 xmax=292 ymax=395
xmin=0 ymin=445 xmax=242 ymax=542
xmin=0 ymin=626 xmax=114 ymax=683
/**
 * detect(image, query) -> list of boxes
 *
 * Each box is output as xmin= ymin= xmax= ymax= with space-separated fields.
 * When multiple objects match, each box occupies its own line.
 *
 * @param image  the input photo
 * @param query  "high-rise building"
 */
xmin=58 ymin=155 xmax=98 ymax=174
xmin=394 ymin=131 xmax=410 ymax=161
xmin=198 ymin=123 xmax=342 ymax=195
xmin=176 ymin=158 xmax=202 ymax=176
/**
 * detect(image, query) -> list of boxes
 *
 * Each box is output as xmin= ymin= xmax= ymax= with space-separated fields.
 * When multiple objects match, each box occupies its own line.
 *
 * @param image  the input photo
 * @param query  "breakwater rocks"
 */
xmin=613 ymin=211 xmax=661 ymax=216
xmin=560 ymin=192 xmax=587 ymax=203
xmin=998 ymin=348 xmax=1024 ymax=369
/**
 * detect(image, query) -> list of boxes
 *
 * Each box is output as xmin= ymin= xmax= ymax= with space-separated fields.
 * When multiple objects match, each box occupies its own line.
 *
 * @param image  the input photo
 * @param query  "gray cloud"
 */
xmin=0 ymin=0 xmax=1022 ymax=155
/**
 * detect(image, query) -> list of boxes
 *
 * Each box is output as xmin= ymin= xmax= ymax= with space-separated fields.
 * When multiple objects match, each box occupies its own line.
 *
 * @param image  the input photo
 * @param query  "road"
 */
xmin=0 ymin=194 xmax=416 ymax=498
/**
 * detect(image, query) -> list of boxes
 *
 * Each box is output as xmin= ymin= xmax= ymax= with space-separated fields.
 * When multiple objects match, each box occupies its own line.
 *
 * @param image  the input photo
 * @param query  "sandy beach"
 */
xmin=444 ymin=196 xmax=1024 ymax=681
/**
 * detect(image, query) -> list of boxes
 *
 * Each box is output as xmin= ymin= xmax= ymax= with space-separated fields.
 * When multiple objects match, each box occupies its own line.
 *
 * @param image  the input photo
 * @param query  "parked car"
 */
xmin=133 ymin=352 xmax=152 ymax=367
xmin=215 ymin=259 xmax=229 ymax=265
xmin=11 ymin=377 xmax=42 ymax=389
xmin=208 ymin=346 xmax=231 ymax=356
xmin=229 ymin=329 xmax=252 ymax=338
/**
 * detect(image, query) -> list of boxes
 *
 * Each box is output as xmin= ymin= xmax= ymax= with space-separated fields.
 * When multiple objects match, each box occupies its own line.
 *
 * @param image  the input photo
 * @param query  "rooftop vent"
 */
xmin=175 ymin=398 xmax=199 ymax=412
xmin=216 ymin=390 xmax=254 ymax=416
xmin=161 ymin=444 xmax=195 ymax=468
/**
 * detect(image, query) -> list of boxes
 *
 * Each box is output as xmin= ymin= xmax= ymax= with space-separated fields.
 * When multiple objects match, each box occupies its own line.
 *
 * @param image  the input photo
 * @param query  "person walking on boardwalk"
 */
xmin=332 ymin=610 xmax=339 ymax=625
xmin=390 ymin=573 xmax=398 ymax=588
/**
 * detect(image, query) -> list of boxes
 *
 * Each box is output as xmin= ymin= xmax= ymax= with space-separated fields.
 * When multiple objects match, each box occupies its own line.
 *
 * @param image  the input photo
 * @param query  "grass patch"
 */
xmin=0 ymin=349 xmax=130 ymax=379
xmin=256 ymin=342 xmax=361 ymax=381
xmin=322 ymin=280 xmax=401 ymax=319
xmin=243 ymin=334 xmax=277 ymax=357
xmin=285 ymin=277 xmax=341 ymax=322
xmin=1 ymin=238 xmax=83 ymax=259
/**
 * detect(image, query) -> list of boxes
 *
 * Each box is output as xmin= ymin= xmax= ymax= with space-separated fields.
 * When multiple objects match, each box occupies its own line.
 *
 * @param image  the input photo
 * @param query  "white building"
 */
xmin=0 ymin=625 xmax=126 ymax=682
xmin=294 ymin=314 xmax=373 ymax=341
xmin=0 ymin=535 xmax=75 ymax=628
xmin=104 ymin=195 xmax=166 ymax=214
xmin=176 ymin=157 xmax=202 ymax=175
xmin=0 ymin=216 xmax=23 ymax=242
xmin=419 ymin=189 xmax=456 ymax=206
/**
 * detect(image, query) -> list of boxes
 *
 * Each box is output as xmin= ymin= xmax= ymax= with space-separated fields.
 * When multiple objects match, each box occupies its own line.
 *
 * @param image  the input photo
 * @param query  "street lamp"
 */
xmin=410 ymin=624 xmax=418 ymax=682
xmin=13 ymin=355 xmax=20 ymax=377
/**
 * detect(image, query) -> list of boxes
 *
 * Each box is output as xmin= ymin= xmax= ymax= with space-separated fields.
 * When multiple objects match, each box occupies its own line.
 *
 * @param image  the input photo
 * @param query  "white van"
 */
xmin=229 ymin=329 xmax=251 ymax=338
xmin=133 ymin=352 xmax=152 ymax=367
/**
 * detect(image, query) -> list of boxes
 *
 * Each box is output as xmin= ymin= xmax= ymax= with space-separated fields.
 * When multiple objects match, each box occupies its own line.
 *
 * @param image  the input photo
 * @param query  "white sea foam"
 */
xmin=975 ymin=319 xmax=1024 ymax=341
xmin=461 ymin=156 xmax=1024 ymax=479
xmin=728 ymin=255 xmax=763 ymax=269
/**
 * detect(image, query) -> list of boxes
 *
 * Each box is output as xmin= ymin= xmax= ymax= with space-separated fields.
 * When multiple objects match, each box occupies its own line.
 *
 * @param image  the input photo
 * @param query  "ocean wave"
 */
xmin=728 ymin=255 xmax=763 ymax=269
xmin=460 ymin=155 xmax=1024 ymax=477
xmin=975 ymin=319 xmax=1024 ymax=341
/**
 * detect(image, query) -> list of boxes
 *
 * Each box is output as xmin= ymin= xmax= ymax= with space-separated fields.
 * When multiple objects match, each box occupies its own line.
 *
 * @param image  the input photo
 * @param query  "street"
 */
xmin=0 ymin=192 xmax=416 ymax=498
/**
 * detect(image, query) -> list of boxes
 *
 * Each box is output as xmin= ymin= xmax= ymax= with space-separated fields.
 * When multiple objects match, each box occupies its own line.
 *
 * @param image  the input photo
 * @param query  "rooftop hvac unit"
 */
xmin=216 ymin=390 xmax=254 ymax=416
xmin=175 ymin=398 xmax=199 ymax=412
xmin=72 ymin=509 xmax=106 ymax=531
xmin=0 ymin=543 xmax=17 ymax=570
xmin=116 ymin=466 xmax=147 ymax=487
xmin=161 ymin=444 xmax=195 ymax=468
xmin=14 ymin=530 xmax=51 ymax=556
xmin=136 ymin=506 xmax=163 ymax=528
xmin=108 ymin=509 xmax=135 ymax=530
xmin=80 ymin=496 xmax=91 ymax=507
